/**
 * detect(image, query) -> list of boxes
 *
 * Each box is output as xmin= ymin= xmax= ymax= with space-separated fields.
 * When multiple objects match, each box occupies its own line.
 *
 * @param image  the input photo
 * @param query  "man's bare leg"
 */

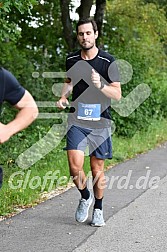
xmin=67 ymin=150 xmax=93 ymax=222
xmin=90 ymin=156 xmax=106 ymax=226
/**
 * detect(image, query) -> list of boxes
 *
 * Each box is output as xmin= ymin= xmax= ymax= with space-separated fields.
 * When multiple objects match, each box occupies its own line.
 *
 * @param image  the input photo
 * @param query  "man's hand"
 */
xmin=56 ymin=96 xmax=69 ymax=109
xmin=91 ymin=69 xmax=101 ymax=89
xmin=0 ymin=122 xmax=12 ymax=144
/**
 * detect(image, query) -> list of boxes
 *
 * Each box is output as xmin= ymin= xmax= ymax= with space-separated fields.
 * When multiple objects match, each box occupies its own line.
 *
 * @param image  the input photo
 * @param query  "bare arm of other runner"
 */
xmin=0 ymin=90 xmax=38 ymax=144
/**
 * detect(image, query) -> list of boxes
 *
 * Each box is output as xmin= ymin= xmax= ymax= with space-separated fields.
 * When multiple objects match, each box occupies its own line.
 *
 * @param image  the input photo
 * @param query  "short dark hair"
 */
xmin=76 ymin=18 xmax=98 ymax=34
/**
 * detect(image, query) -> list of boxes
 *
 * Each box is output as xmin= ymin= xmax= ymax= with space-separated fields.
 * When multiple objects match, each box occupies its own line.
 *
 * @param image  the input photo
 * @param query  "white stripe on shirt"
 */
xmin=67 ymin=55 xmax=80 ymax=60
xmin=98 ymin=56 xmax=111 ymax=63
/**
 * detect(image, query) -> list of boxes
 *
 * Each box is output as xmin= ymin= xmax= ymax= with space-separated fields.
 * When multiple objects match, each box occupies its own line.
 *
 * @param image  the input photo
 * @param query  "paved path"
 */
xmin=0 ymin=142 xmax=167 ymax=252
xmin=74 ymin=172 xmax=167 ymax=252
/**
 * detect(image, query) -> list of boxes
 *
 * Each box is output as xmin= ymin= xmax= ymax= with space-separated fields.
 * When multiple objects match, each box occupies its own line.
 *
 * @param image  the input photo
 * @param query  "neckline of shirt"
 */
xmin=80 ymin=49 xmax=100 ymax=61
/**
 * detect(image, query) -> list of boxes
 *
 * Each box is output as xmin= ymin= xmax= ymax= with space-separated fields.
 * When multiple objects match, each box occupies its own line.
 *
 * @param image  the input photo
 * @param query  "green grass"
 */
xmin=0 ymin=118 xmax=167 ymax=217
xmin=112 ymin=118 xmax=167 ymax=162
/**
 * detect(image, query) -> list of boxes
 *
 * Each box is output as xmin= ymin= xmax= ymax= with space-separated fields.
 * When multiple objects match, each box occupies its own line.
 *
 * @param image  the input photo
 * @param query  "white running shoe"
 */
xmin=91 ymin=208 xmax=105 ymax=227
xmin=75 ymin=193 xmax=93 ymax=223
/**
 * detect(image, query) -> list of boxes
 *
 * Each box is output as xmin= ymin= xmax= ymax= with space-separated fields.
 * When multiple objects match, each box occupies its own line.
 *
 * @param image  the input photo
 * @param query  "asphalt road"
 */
xmin=0 ymin=142 xmax=167 ymax=252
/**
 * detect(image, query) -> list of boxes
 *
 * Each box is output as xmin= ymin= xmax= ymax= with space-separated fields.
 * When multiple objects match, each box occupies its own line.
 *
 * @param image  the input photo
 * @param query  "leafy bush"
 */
xmin=104 ymin=0 xmax=167 ymax=137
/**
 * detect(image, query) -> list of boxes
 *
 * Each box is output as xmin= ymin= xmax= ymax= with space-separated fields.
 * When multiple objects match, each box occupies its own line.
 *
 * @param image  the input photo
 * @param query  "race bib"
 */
xmin=77 ymin=103 xmax=101 ymax=121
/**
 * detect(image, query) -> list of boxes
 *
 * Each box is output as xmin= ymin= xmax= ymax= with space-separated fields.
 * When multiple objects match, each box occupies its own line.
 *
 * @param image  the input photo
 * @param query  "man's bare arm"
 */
xmin=100 ymin=82 xmax=121 ymax=100
xmin=57 ymin=80 xmax=73 ymax=109
xmin=0 ymin=90 xmax=38 ymax=144
xmin=91 ymin=69 xmax=121 ymax=100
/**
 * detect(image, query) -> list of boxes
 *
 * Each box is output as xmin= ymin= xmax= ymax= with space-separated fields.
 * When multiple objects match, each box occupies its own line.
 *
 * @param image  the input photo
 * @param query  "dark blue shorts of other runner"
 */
xmin=65 ymin=125 xmax=112 ymax=159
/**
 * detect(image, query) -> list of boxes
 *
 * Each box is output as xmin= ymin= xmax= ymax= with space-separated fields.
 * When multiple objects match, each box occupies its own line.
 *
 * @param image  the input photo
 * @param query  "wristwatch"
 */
xmin=99 ymin=81 xmax=105 ymax=90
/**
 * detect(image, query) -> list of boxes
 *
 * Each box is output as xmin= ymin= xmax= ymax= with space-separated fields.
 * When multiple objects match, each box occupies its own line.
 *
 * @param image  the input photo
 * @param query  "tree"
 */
xmin=0 ymin=0 xmax=166 ymax=140
xmin=59 ymin=0 xmax=107 ymax=51
xmin=0 ymin=0 xmax=37 ymax=42
xmin=144 ymin=0 xmax=167 ymax=16
xmin=103 ymin=0 xmax=167 ymax=136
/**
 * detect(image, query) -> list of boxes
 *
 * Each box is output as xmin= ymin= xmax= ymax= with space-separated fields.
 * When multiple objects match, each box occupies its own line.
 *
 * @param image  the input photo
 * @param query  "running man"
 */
xmin=57 ymin=18 xmax=121 ymax=226
xmin=0 ymin=67 xmax=38 ymax=188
